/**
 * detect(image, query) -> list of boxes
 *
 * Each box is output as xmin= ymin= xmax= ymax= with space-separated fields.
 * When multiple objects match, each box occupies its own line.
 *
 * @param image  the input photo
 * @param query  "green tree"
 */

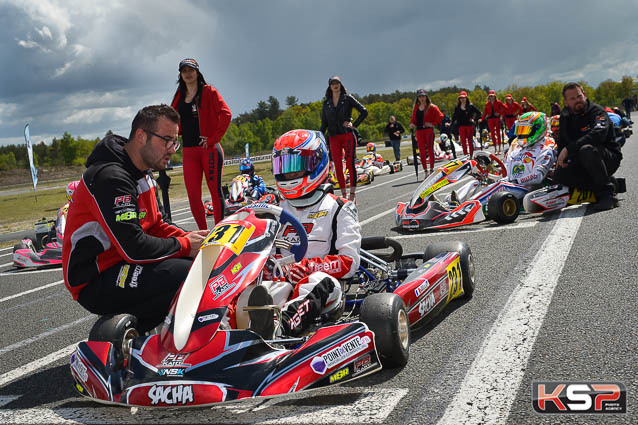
xmin=0 ymin=151 xmax=17 ymax=171
xmin=286 ymin=96 xmax=298 ymax=107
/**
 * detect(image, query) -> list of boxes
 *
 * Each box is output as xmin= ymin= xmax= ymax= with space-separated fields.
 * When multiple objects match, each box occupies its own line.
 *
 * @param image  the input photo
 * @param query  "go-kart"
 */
xmin=396 ymin=152 xmax=529 ymax=231
xmin=205 ymin=174 xmax=279 ymax=217
xmin=329 ymin=161 xmax=374 ymax=189
xmin=356 ymin=153 xmax=402 ymax=176
xmin=13 ymin=204 xmax=68 ymax=268
xmin=70 ymin=202 xmax=474 ymax=408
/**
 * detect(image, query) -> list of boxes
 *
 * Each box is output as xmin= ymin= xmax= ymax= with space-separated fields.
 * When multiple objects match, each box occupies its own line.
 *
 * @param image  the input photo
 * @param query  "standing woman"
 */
xmin=502 ymin=94 xmax=522 ymax=133
xmin=171 ymin=58 xmax=232 ymax=229
xmin=452 ymin=91 xmax=481 ymax=157
xmin=520 ymin=97 xmax=537 ymax=114
xmin=479 ymin=90 xmax=505 ymax=154
xmin=320 ymin=76 xmax=368 ymax=202
xmin=409 ymin=89 xmax=444 ymax=174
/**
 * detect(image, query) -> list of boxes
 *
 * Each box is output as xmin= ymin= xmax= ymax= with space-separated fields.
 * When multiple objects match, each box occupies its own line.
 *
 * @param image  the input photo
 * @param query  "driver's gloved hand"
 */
xmin=284 ymin=261 xmax=314 ymax=285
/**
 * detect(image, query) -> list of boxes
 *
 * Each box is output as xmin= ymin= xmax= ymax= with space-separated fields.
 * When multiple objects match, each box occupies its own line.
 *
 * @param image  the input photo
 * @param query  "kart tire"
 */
xmin=423 ymin=241 xmax=475 ymax=298
xmin=360 ymin=293 xmax=410 ymax=368
xmin=487 ymin=191 xmax=520 ymax=224
xmin=88 ymin=314 xmax=139 ymax=368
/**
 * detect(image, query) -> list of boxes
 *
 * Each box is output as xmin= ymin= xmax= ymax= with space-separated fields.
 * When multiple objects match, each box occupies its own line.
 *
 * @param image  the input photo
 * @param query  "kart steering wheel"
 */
xmin=474 ymin=152 xmax=507 ymax=179
xmin=244 ymin=203 xmax=308 ymax=262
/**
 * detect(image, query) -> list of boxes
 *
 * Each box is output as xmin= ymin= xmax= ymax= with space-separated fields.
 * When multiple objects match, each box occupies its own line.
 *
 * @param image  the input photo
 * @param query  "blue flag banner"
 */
xmin=245 ymin=142 xmax=250 ymax=159
xmin=24 ymin=124 xmax=38 ymax=190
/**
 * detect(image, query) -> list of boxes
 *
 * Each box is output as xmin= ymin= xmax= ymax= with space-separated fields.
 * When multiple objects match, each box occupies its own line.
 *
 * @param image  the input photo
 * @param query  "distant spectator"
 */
xmin=409 ymin=89 xmax=444 ymax=174
xmin=550 ymin=102 xmax=561 ymax=116
xmin=622 ymin=96 xmax=633 ymax=120
xmin=502 ymin=94 xmax=522 ymax=135
xmin=384 ymin=115 xmax=405 ymax=161
xmin=452 ymin=91 xmax=481 ymax=157
xmin=520 ymin=97 xmax=537 ymax=114
xmin=479 ymin=90 xmax=505 ymax=154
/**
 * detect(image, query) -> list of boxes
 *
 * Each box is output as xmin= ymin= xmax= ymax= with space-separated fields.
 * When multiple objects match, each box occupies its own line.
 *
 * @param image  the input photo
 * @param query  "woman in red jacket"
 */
xmin=520 ymin=97 xmax=537 ymax=114
xmin=502 ymin=94 xmax=522 ymax=133
xmin=171 ymin=58 xmax=232 ymax=229
xmin=409 ymin=89 xmax=444 ymax=174
xmin=479 ymin=90 xmax=505 ymax=154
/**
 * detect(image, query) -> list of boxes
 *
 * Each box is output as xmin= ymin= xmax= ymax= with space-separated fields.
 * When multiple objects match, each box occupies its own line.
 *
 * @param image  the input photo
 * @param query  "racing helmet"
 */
xmin=550 ymin=115 xmax=560 ymax=134
xmin=514 ymin=111 xmax=547 ymax=147
xmin=272 ymin=129 xmax=330 ymax=207
xmin=66 ymin=180 xmax=80 ymax=201
xmin=366 ymin=142 xmax=376 ymax=154
xmin=239 ymin=158 xmax=254 ymax=174
xmin=439 ymin=133 xmax=449 ymax=143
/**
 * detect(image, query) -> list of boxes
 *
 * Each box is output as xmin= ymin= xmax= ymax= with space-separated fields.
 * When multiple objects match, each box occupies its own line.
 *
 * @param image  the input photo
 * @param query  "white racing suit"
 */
xmin=237 ymin=192 xmax=361 ymax=336
xmin=504 ymin=136 xmax=557 ymax=186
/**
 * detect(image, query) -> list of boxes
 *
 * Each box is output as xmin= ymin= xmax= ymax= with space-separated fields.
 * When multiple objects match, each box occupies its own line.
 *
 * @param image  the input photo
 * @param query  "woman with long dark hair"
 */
xmin=320 ymin=76 xmax=368 ymax=202
xmin=452 ymin=91 xmax=481 ymax=157
xmin=171 ymin=58 xmax=232 ymax=229
xmin=409 ymin=89 xmax=444 ymax=174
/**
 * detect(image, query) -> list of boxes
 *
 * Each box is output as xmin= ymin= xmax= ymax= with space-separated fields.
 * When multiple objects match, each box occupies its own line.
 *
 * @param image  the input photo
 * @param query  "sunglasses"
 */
xmin=144 ymin=130 xmax=181 ymax=151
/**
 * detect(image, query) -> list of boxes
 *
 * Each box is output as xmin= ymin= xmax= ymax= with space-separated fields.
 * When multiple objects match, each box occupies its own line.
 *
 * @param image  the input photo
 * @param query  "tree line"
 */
xmin=1 ymin=76 xmax=635 ymax=171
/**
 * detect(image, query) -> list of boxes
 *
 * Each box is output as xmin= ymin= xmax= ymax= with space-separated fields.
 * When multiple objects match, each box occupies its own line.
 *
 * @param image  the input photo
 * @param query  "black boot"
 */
xmin=247 ymin=286 xmax=275 ymax=340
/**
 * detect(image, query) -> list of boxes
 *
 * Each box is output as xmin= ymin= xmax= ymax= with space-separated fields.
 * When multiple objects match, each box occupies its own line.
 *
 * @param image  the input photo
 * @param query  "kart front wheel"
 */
xmin=423 ymin=241 xmax=475 ymax=298
xmin=360 ymin=293 xmax=410 ymax=368
xmin=88 ymin=314 xmax=139 ymax=369
xmin=487 ymin=191 xmax=520 ymax=224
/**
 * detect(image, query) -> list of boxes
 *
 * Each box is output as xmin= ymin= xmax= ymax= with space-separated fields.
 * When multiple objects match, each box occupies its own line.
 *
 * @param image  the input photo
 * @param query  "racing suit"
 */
xmin=264 ymin=192 xmax=361 ymax=336
xmin=505 ymin=137 xmax=557 ymax=187
xmin=62 ymin=134 xmax=193 ymax=331
xmin=247 ymin=173 xmax=266 ymax=198
xmin=556 ymin=100 xmax=623 ymax=198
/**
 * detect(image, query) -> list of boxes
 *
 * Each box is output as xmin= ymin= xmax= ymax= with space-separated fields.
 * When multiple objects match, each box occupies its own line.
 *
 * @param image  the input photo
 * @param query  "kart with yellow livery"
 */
xmin=329 ymin=161 xmax=374 ymax=189
xmin=395 ymin=152 xmax=529 ymax=230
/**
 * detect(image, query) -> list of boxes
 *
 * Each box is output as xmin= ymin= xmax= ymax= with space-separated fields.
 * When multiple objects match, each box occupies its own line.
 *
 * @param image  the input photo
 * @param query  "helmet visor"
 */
xmin=272 ymin=150 xmax=321 ymax=176
xmin=515 ymin=123 xmax=533 ymax=138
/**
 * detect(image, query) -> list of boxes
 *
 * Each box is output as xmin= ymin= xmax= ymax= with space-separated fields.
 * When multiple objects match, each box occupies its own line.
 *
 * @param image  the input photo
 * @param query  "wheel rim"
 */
xmin=467 ymin=253 xmax=475 ymax=283
xmin=397 ymin=309 xmax=409 ymax=350
xmin=503 ymin=198 xmax=518 ymax=216
xmin=121 ymin=328 xmax=139 ymax=359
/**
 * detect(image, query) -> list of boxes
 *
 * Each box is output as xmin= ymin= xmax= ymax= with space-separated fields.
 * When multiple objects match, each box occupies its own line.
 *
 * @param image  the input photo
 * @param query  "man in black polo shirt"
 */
xmin=555 ymin=82 xmax=623 ymax=210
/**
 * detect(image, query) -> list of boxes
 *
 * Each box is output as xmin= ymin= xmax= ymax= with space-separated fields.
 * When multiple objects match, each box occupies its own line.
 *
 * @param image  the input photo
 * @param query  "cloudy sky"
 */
xmin=1 ymin=0 xmax=637 ymax=146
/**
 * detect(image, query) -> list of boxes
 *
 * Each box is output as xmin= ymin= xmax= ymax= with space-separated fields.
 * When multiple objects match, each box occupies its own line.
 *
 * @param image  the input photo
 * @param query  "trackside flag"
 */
xmin=245 ymin=142 xmax=250 ymax=159
xmin=24 ymin=124 xmax=38 ymax=190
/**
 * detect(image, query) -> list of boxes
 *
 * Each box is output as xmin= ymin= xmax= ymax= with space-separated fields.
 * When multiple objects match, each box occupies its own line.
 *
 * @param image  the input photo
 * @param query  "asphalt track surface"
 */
xmin=0 ymin=137 xmax=636 ymax=424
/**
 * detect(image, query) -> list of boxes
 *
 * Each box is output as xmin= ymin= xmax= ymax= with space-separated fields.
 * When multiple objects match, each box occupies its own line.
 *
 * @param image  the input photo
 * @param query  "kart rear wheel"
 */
xmin=360 ymin=293 xmax=410 ymax=368
xmin=423 ymin=241 xmax=475 ymax=298
xmin=487 ymin=191 xmax=520 ymax=224
xmin=88 ymin=314 xmax=139 ymax=369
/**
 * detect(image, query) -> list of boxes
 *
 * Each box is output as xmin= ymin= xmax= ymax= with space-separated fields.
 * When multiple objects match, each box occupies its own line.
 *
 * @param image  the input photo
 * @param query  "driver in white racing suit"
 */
xmin=240 ymin=129 xmax=361 ymax=338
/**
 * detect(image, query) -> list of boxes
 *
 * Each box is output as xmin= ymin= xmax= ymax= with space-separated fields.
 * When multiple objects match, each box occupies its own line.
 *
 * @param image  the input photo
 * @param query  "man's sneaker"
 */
xmin=593 ymin=195 xmax=618 ymax=211
xmin=247 ymin=285 xmax=275 ymax=340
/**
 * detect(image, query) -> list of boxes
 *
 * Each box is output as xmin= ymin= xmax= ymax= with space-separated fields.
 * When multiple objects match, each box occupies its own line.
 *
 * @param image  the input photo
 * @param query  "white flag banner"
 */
xmin=24 ymin=124 xmax=38 ymax=190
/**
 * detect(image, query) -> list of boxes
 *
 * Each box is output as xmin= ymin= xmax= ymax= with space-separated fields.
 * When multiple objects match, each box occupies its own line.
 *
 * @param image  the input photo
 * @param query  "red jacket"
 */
xmin=171 ymin=85 xmax=232 ymax=148
xmin=481 ymin=100 xmax=506 ymax=120
xmin=521 ymin=103 xmax=537 ymax=113
xmin=411 ymin=103 xmax=444 ymax=128
xmin=502 ymin=101 xmax=522 ymax=118
xmin=62 ymin=135 xmax=191 ymax=300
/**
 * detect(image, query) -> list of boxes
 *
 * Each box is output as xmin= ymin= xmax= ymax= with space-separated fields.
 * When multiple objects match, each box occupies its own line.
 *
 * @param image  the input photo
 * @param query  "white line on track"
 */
xmin=0 ymin=316 xmax=93 ymax=357
xmin=0 ymin=261 xmax=13 ymax=268
xmin=0 ymin=280 xmax=63 ymax=303
xmin=392 ymin=221 xmax=538 ymax=238
xmin=0 ymin=246 xmax=13 ymax=253
xmin=0 ymin=341 xmax=79 ymax=388
xmin=356 ymin=172 xmax=415 ymax=193
xmin=0 ymin=267 xmax=62 ymax=276
xmin=437 ymin=207 xmax=585 ymax=425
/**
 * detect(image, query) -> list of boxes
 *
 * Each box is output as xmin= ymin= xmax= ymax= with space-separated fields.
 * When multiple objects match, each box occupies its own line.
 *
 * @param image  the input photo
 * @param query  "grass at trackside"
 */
xmin=0 ymin=144 xmax=418 ymax=234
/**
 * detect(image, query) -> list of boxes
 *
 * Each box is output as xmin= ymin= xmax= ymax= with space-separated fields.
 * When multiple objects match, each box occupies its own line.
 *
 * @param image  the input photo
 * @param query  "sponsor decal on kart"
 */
xmin=414 ymin=279 xmax=429 ymax=297
xmin=156 ymin=354 xmax=191 ymax=377
xmin=71 ymin=353 xmax=88 ymax=382
xmin=231 ymin=262 xmax=242 ymax=274
xmin=329 ymin=367 xmax=350 ymax=384
xmin=148 ymin=384 xmax=194 ymax=405
xmin=446 ymin=257 xmax=463 ymax=302
xmin=310 ymin=335 xmax=371 ymax=375
xmin=353 ymin=353 xmax=373 ymax=376
xmin=209 ymin=275 xmax=235 ymax=300
xmin=197 ymin=313 xmax=219 ymax=323
xmin=443 ymin=203 xmax=476 ymax=222
xmin=418 ymin=293 xmax=436 ymax=317
xmin=419 ymin=178 xmax=450 ymax=199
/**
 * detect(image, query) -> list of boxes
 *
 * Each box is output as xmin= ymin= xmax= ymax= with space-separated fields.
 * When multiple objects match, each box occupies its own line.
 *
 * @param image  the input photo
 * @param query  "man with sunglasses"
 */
xmin=62 ymin=105 xmax=209 ymax=332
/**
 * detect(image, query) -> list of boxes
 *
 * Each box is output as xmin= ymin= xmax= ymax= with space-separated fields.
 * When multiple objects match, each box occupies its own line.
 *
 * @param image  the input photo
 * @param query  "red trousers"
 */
xmin=329 ymin=132 xmax=356 ymax=191
xmin=504 ymin=117 xmax=517 ymax=134
xmin=487 ymin=117 xmax=502 ymax=147
xmin=458 ymin=125 xmax=474 ymax=157
xmin=416 ymin=128 xmax=435 ymax=172
xmin=182 ymin=144 xmax=225 ymax=230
